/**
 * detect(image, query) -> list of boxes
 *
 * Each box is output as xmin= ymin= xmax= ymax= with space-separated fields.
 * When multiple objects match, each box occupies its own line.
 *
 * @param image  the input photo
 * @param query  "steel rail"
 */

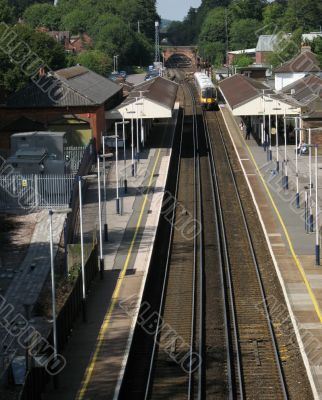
xmin=143 ymin=109 xmax=185 ymax=400
xmin=187 ymin=82 xmax=198 ymax=399
xmin=206 ymin=109 xmax=245 ymax=399
xmin=202 ymin=112 xmax=235 ymax=399
xmin=213 ymin=112 xmax=289 ymax=399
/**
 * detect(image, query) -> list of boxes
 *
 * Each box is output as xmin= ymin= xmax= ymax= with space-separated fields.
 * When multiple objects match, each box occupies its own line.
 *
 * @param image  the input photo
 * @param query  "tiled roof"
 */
xmin=281 ymin=74 xmax=322 ymax=105
xmin=218 ymin=74 xmax=272 ymax=109
xmin=128 ymin=76 xmax=178 ymax=110
xmin=274 ymin=51 xmax=321 ymax=73
xmin=256 ymin=35 xmax=285 ymax=52
xmin=6 ymin=66 xmax=122 ymax=108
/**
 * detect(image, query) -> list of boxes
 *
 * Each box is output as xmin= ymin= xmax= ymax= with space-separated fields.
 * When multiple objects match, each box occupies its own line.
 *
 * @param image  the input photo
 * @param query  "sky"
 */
xmin=157 ymin=0 xmax=202 ymax=22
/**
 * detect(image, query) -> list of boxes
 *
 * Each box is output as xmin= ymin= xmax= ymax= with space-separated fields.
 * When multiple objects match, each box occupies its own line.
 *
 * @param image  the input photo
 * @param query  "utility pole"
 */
xmin=155 ymin=21 xmax=160 ymax=63
xmin=225 ymin=8 xmax=229 ymax=74
xmin=137 ymin=21 xmax=140 ymax=34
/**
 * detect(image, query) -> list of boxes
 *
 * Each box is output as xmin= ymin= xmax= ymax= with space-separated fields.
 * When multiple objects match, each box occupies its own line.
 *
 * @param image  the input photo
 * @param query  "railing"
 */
xmin=19 ymin=245 xmax=98 ymax=400
xmin=0 ymin=139 xmax=95 ymax=211
xmin=64 ymin=145 xmax=87 ymax=174
xmin=0 ymin=174 xmax=75 ymax=210
xmin=65 ymin=138 xmax=96 ymax=244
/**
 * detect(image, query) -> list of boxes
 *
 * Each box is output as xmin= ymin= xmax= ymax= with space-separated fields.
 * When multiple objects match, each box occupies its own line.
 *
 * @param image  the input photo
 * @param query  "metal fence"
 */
xmin=64 ymin=145 xmax=86 ymax=173
xmin=0 ymin=174 xmax=75 ymax=210
xmin=19 ymin=245 xmax=98 ymax=400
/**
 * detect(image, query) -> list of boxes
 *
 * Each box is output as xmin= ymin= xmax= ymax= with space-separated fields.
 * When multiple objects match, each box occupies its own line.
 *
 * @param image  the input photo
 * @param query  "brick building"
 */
xmin=0 ymin=66 xmax=123 ymax=152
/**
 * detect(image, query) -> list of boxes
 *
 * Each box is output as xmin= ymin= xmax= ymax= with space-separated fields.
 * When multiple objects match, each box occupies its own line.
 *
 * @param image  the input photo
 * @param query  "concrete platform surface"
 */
xmin=43 ymin=111 xmax=177 ymax=399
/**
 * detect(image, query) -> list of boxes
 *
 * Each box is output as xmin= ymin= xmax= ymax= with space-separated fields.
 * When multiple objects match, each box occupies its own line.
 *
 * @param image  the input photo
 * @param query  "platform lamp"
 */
xmin=134 ymin=97 xmax=143 ymax=162
xmin=272 ymin=101 xmax=282 ymax=173
xmin=102 ymin=135 xmax=113 ymax=241
xmin=78 ymin=173 xmax=97 ymax=321
xmin=49 ymin=206 xmax=71 ymax=384
xmin=263 ymin=95 xmax=273 ymax=161
xmin=126 ymin=104 xmax=137 ymax=177
xmin=261 ymin=89 xmax=272 ymax=150
xmin=282 ymin=107 xmax=299 ymax=190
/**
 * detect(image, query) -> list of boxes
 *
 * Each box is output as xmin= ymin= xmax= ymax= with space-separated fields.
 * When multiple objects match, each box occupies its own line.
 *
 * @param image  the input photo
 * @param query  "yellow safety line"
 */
xmin=244 ymin=141 xmax=322 ymax=323
xmin=77 ymin=149 xmax=162 ymax=399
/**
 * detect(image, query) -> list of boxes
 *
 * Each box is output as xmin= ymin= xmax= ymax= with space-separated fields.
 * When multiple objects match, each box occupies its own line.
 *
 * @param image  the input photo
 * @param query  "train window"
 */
xmin=201 ymin=90 xmax=207 ymax=98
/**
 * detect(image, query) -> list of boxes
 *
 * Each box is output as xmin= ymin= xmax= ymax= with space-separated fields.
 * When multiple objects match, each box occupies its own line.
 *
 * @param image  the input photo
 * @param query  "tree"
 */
xmin=232 ymin=54 xmax=253 ymax=67
xmin=229 ymin=18 xmax=262 ymax=50
xmin=266 ymin=28 xmax=302 ymax=67
xmin=199 ymin=41 xmax=225 ymax=66
xmin=10 ymin=0 xmax=49 ymax=18
xmin=95 ymin=16 xmax=135 ymax=66
xmin=311 ymin=37 xmax=322 ymax=66
xmin=261 ymin=2 xmax=285 ymax=33
xmin=23 ymin=3 xmax=62 ymax=30
xmin=76 ymin=50 xmax=112 ymax=76
xmin=282 ymin=0 xmax=322 ymax=32
xmin=62 ymin=9 xmax=90 ymax=33
xmin=0 ymin=24 xmax=66 ymax=94
xmin=199 ymin=7 xmax=227 ymax=45
xmin=229 ymin=0 xmax=267 ymax=21
xmin=0 ymin=0 xmax=15 ymax=24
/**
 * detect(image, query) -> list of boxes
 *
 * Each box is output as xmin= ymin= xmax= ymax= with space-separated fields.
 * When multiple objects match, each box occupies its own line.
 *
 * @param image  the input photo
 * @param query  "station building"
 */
xmin=0 ymin=66 xmax=123 ymax=152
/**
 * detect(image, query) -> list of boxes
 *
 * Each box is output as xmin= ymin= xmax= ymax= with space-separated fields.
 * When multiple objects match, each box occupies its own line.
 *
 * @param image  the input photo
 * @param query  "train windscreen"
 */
xmin=201 ymin=88 xmax=215 ymax=98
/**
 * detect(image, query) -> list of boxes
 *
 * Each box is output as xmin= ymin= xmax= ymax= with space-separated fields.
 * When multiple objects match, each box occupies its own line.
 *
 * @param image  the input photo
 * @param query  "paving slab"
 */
xmin=43 ymin=108 xmax=178 ymax=399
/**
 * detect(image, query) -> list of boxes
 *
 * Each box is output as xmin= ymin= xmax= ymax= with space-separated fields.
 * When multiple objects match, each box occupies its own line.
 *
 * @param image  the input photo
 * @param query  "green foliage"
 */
xmin=228 ymin=0 xmax=267 ymax=21
xmin=282 ymin=0 xmax=322 ymax=32
xmin=0 ymin=0 xmax=15 ymax=24
xmin=76 ymin=50 xmax=112 ymax=75
xmin=311 ymin=37 xmax=322 ymax=67
xmin=61 ymin=9 xmax=90 ymax=33
xmin=0 ymin=24 xmax=66 ymax=94
xmin=232 ymin=54 xmax=253 ymax=67
xmin=199 ymin=41 xmax=225 ymax=66
xmin=229 ymin=18 xmax=262 ymax=50
xmin=199 ymin=7 xmax=226 ymax=45
xmin=262 ymin=2 xmax=285 ymax=33
xmin=266 ymin=28 xmax=302 ymax=67
xmin=23 ymin=3 xmax=61 ymax=30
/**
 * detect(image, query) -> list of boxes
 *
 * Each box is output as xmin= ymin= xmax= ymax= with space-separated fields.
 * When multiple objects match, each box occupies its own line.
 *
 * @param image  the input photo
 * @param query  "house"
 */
xmin=302 ymin=32 xmax=322 ymax=43
xmin=0 ymin=66 xmax=123 ymax=151
xmin=274 ymin=50 xmax=322 ymax=91
xmin=255 ymin=34 xmax=287 ymax=65
xmin=36 ymin=28 xmax=92 ymax=54
xmin=227 ymin=48 xmax=256 ymax=66
xmin=280 ymin=74 xmax=322 ymax=144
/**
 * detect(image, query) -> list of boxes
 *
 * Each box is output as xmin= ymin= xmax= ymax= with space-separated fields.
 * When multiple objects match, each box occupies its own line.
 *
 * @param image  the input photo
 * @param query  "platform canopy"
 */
xmin=106 ymin=76 xmax=178 ymax=120
xmin=219 ymin=74 xmax=301 ymax=116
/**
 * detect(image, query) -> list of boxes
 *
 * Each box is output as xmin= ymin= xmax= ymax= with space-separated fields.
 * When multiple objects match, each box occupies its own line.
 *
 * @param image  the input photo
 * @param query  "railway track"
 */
xmin=117 ymin=72 xmax=310 ymax=399
xmin=205 ymin=110 xmax=288 ymax=399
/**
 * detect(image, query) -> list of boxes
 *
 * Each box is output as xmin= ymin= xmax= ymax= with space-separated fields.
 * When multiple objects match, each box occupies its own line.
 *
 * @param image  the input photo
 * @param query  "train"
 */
xmin=194 ymin=72 xmax=217 ymax=110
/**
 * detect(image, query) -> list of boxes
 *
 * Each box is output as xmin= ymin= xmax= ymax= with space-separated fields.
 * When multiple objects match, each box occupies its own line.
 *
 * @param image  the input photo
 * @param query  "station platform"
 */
xmin=43 ymin=108 xmax=178 ymax=399
xmin=221 ymin=105 xmax=322 ymax=399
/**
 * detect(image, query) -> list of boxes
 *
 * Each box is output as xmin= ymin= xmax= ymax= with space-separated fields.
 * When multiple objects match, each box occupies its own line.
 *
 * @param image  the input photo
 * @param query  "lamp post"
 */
xmin=272 ymin=102 xmax=282 ymax=173
xmin=315 ymin=144 xmax=320 ymax=265
xmin=134 ymin=98 xmax=143 ymax=162
xmin=283 ymin=109 xmax=288 ymax=190
xmin=122 ymin=117 xmax=128 ymax=193
xmin=97 ymin=155 xmax=104 ymax=280
xmin=263 ymin=95 xmax=273 ymax=161
xmin=125 ymin=103 xmax=136 ymax=177
xmin=49 ymin=207 xmax=71 ymax=371
xmin=78 ymin=174 xmax=96 ymax=321
xmin=102 ymin=136 xmax=113 ymax=241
